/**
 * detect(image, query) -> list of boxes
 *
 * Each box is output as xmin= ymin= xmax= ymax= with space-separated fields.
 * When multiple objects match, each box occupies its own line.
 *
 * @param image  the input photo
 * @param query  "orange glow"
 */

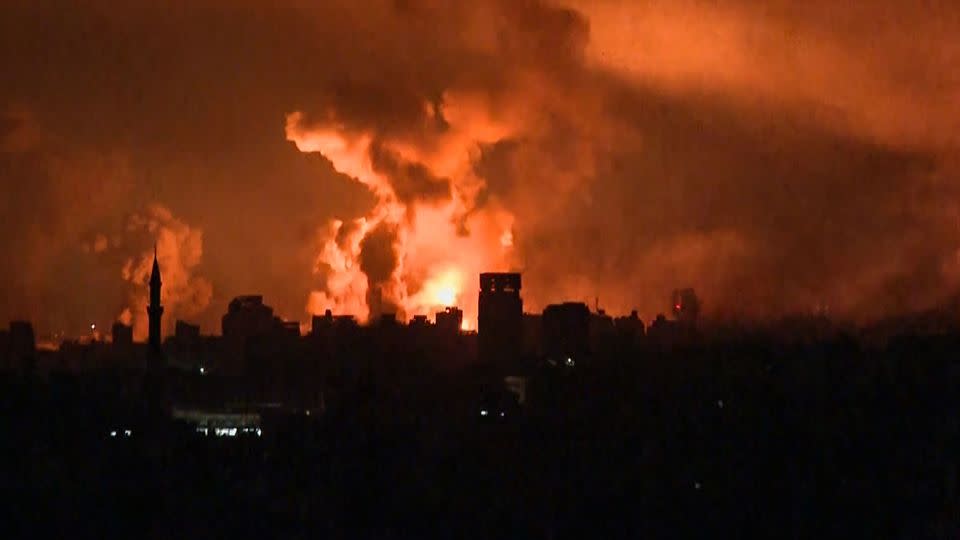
xmin=420 ymin=267 xmax=464 ymax=308
xmin=500 ymin=230 xmax=514 ymax=248
xmin=287 ymin=93 xmax=518 ymax=324
xmin=435 ymin=283 xmax=457 ymax=307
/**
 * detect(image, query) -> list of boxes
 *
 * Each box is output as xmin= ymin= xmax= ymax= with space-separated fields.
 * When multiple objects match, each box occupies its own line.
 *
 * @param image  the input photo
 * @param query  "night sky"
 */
xmin=2 ymin=0 xmax=958 ymax=340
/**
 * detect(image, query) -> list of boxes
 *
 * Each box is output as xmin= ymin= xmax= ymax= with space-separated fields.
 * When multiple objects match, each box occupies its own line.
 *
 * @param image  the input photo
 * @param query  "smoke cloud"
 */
xmin=2 ymin=0 xmax=960 ymax=338
xmin=116 ymin=204 xmax=213 ymax=340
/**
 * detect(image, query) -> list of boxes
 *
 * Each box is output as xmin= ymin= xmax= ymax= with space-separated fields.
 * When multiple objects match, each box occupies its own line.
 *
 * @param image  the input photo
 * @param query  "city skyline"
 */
xmin=5 ymin=3 xmax=960 ymax=537
xmin=5 ymin=1 xmax=960 ymax=341
xmin=24 ymin=251 xmax=663 ymax=346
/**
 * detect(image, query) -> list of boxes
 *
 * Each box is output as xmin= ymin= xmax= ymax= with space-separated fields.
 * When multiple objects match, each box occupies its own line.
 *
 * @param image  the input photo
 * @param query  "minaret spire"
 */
xmin=148 ymin=246 xmax=164 ymax=353
xmin=144 ymin=244 xmax=167 ymax=417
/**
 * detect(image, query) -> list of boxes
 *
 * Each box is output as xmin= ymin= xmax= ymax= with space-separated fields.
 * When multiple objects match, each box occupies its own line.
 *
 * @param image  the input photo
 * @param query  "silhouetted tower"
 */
xmin=143 ymin=249 xmax=168 ymax=418
xmin=478 ymin=272 xmax=523 ymax=366
xmin=148 ymin=247 xmax=164 ymax=352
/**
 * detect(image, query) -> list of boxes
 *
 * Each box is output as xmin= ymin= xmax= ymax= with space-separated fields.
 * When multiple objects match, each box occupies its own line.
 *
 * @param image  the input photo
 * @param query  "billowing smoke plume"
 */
xmin=115 ymin=205 xmax=213 ymax=340
xmin=287 ymin=89 xmax=518 ymax=325
xmin=4 ymin=0 xmax=960 ymax=336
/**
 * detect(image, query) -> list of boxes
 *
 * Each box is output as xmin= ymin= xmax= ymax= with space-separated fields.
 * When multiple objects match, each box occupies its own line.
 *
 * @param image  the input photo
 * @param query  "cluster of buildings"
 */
xmin=0 ymin=254 xmax=704 ymax=376
xmin=0 ymin=253 xmax=702 ymax=436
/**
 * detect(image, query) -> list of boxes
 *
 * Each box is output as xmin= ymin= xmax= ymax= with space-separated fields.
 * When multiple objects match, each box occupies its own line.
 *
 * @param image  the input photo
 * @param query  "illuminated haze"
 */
xmin=1 ymin=0 xmax=959 ymax=339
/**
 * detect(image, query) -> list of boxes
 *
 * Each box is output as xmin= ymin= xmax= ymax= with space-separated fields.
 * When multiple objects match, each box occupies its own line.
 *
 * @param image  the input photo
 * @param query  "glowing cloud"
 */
xmin=117 ymin=205 xmax=213 ymax=340
xmin=287 ymin=92 xmax=518 ymax=324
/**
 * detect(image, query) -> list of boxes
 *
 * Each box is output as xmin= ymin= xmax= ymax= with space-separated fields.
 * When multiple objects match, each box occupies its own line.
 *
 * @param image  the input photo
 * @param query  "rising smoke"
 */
xmin=2 ymin=0 xmax=960 ymax=338
xmin=116 ymin=204 xmax=213 ymax=340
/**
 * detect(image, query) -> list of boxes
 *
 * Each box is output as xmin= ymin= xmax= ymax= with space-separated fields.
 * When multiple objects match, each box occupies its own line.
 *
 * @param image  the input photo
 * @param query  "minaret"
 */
xmin=148 ymin=245 xmax=164 ymax=352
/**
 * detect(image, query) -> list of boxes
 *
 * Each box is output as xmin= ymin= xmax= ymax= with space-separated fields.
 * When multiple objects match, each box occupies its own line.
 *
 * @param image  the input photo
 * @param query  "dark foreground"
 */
xmin=3 ymin=333 xmax=960 ymax=539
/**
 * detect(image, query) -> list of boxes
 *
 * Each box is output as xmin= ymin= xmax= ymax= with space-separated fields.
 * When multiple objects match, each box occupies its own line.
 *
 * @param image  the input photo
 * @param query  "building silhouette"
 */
xmin=222 ymin=296 xmax=276 ymax=341
xmin=311 ymin=309 xmax=334 ymax=337
xmin=590 ymin=308 xmax=615 ymax=343
xmin=148 ymin=248 xmax=164 ymax=353
xmin=613 ymin=310 xmax=645 ymax=344
xmin=542 ymin=302 xmax=590 ymax=365
xmin=478 ymin=272 xmax=523 ymax=365
xmin=0 ymin=328 xmax=8 ymax=371
xmin=435 ymin=306 xmax=463 ymax=334
xmin=175 ymin=320 xmax=201 ymax=344
xmin=8 ymin=320 xmax=36 ymax=373
xmin=112 ymin=321 xmax=133 ymax=347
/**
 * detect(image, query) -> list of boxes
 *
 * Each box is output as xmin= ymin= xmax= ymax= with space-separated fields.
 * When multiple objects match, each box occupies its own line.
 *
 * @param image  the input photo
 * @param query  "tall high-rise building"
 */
xmin=478 ymin=272 xmax=523 ymax=365
xmin=148 ymin=247 xmax=164 ymax=352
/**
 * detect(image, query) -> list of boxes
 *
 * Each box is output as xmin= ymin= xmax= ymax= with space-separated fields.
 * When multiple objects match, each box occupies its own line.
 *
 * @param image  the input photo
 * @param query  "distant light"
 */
xmin=480 ymin=410 xmax=489 ymax=417
xmin=91 ymin=324 xmax=96 ymax=331
xmin=305 ymin=409 xmax=311 ymax=416
xmin=500 ymin=412 xmax=505 ymax=418
xmin=124 ymin=429 xmax=132 ymax=437
xmin=436 ymin=285 xmax=457 ymax=307
xmin=674 ymin=304 xmax=681 ymax=311
xmin=256 ymin=428 xmax=262 ymax=437
xmin=110 ymin=430 xmax=117 ymax=437
xmin=199 ymin=366 xmax=206 ymax=375
xmin=500 ymin=230 xmax=514 ymax=248
xmin=565 ymin=357 xmax=575 ymax=367
xmin=717 ymin=400 xmax=724 ymax=409
xmin=694 ymin=482 xmax=702 ymax=490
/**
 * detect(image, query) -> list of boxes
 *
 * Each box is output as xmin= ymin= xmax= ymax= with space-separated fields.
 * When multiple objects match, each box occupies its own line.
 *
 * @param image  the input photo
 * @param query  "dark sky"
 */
xmin=1 ymin=0 xmax=959 ymax=339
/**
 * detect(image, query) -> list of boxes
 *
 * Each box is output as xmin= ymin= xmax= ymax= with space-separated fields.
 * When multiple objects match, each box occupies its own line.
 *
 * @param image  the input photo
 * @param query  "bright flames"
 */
xmin=287 ymin=92 xmax=517 ymax=325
